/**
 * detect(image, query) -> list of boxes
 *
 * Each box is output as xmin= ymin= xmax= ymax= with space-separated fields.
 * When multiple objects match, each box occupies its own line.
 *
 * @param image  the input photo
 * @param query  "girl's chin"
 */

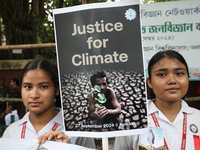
xmin=28 ymin=108 xmax=42 ymax=113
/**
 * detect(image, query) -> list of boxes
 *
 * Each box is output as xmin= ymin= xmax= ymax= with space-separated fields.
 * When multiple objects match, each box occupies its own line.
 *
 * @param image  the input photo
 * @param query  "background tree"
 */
xmin=0 ymin=0 xmax=46 ymax=59
xmin=0 ymin=0 xmax=105 ymax=60
xmin=141 ymin=0 xmax=181 ymax=4
xmin=0 ymin=0 xmax=178 ymax=60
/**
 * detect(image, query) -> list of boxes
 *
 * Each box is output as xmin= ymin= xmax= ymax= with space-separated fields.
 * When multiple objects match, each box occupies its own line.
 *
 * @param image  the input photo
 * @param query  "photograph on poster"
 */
xmin=53 ymin=1 xmax=147 ymax=136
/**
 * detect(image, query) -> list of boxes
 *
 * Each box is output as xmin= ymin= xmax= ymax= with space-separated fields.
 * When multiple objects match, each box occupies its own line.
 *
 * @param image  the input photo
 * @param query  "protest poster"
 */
xmin=53 ymin=0 xmax=148 ymax=137
xmin=141 ymin=0 xmax=200 ymax=80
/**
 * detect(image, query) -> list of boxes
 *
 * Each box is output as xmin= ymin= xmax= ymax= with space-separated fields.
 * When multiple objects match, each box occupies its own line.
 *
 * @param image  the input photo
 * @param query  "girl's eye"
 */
xmin=41 ymin=85 xmax=48 ymax=89
xmin=24 ymin=86 xmax=32 ymax=90
xmin=176 ymin=72 xmax=184 ymax=76
xmin=157 ymin=73 xmax=166 ymax=77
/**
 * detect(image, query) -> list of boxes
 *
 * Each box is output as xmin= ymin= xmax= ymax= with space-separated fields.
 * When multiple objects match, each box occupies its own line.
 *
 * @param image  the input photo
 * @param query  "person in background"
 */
xmin=0 ymin=78 xmax=9 ymax=98
xmin=4 ymin=102 xmax=19 ymax=125
xmin=9 ymin=78 xmax=21 ymax=98
xmin=0 ymin=78 xmax=10 ymax=123
xmin=3 ymin=58 xmax=95 ymax=148
xmin=114 ymin=50 xmax=200 ymax=150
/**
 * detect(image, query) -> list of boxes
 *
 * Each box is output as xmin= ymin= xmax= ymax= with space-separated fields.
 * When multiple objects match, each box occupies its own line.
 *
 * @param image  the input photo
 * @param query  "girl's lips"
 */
xmin=29 ymin=102 xmax=41 ymax=106
xmin=166 ymin=88 xmax=179 ymax=92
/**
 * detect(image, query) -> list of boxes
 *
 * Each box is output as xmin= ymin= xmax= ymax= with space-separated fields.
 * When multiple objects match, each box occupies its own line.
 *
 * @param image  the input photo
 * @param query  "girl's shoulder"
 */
xmin=188 ymin=107 xmax=200 ymax=125
xmin=2 ymin=119 xmax=22 ymax=138
xmin=190 ymin=107 xmax=200 ymax=114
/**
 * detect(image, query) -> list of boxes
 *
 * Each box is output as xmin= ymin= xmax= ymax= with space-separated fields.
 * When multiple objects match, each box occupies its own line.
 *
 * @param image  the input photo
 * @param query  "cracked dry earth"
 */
xmin=61 ymin=70 xmax=147 ymax=132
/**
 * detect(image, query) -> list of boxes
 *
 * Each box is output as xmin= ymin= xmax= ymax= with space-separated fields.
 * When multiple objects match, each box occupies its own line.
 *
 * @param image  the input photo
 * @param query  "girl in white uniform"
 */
xmin=114 ymin=50 xmax=200 ymax=150
xmin=3 ymin=58 xmax=95 ymax=148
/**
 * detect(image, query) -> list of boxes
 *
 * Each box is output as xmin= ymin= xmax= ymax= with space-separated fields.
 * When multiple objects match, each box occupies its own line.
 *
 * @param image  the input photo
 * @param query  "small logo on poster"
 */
xmin=125 ymin=8 xmax=137 ymax=20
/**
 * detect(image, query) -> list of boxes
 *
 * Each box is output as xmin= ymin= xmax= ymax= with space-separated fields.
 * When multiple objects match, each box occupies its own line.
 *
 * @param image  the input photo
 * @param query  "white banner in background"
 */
xmin=141 ymin=0 xmax=200 ymax=80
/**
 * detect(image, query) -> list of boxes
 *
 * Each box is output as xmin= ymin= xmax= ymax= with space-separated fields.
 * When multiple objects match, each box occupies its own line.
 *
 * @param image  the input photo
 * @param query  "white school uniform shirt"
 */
xmin=3 ymin=108 xmax=96 ymax=149
xmin=148 ymin=99 xmax=200 ymax=150
xmin=3 ymin=109 xmax=63 ymax=138
xmin=114 ymin=100 xmax=200 ymax=150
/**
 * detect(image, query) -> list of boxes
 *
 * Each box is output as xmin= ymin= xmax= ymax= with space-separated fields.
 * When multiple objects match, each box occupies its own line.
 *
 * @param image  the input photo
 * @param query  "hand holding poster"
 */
xmin=53 ymin=0 xmax=147 ymax=137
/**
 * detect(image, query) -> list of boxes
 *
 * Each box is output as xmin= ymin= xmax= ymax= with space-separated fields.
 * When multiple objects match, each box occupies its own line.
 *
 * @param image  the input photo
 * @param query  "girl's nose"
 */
xmin=167 ymin=74 xmax=177 ymax=85
xmin=30 ymin=88 xmax=39 ymax=99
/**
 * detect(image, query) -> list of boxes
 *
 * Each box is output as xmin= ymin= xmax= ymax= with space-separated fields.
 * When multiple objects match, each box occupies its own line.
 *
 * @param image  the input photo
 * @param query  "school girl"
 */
xmin=2 ymin=58 xmax=95 ymax=148
xmin=114 ymin=50 xmax=200 ymax=150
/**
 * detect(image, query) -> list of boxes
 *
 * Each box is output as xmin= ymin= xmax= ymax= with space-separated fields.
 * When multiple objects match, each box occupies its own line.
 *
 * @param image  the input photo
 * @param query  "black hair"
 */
xmin=20 ymin=58 xmax=59 ymax=87
xmin=20 ymin=58 xmax=61 ymax=107
xmin=11 ymin=78 xmax=19 ymax=86
xmin=147 ymin=50 xmax=189 ymax=99
xmin=0 ymin=78 xmax=5 ymax=82
xmin=90 ymin=70 xmax=109 ymax=87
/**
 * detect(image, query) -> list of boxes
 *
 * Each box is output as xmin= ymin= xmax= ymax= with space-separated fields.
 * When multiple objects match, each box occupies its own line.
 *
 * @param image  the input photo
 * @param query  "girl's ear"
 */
xmin=146 ymin=77 xmax=152 ymax=89
xmin=55 ymin=87 xmax=59 ymax=96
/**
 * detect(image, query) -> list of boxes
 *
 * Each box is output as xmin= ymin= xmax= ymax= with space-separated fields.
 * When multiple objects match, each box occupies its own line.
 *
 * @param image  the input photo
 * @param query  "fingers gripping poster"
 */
xmin=53 ymin=0 xmax=147 ymax=137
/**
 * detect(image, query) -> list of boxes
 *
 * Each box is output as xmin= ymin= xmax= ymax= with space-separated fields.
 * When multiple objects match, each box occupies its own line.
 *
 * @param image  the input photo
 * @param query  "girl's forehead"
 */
xmin=25 ymin=69 xmax=47 ymax=75
xmin=23 ymin=69 xmax=51 ymax=81
xmin=153 ymin=57 xmax=185 ymax=69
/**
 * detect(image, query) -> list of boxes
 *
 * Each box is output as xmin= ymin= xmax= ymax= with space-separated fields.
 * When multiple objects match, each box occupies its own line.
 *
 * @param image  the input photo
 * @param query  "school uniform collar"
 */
xmin=180 ymin=100 xmax=193 ymax=114
xmin=17 ymin=111 xmax=29 ymax=126
xmin=147 ymin=99 xmax=193 ymax=115
xmin=52 ymin=108 xmax=63 ymax=125
xmin=17 ymin=107 xmax=63 ymax=126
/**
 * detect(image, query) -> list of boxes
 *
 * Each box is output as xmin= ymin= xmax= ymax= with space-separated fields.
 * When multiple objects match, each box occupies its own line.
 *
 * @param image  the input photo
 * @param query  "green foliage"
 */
xmin=142 ymin=0 xmax=181 ymax=3
xmin=63 ymin=0 xmax=82 ymax=7
xmin=37 ymin=0 xmax=108 ymax=60
xmin=0 ymin=0 xmax=180 ymax=59
xmin=157 ymin=0 xmax=181 ymax=1
xmin=88 ymin=0 xmax=107 ymax=3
